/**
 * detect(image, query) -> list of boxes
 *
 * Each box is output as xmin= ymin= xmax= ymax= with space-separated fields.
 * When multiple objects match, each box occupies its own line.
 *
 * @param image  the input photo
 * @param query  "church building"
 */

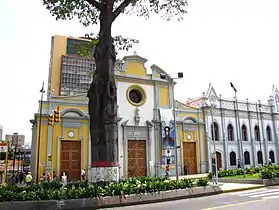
xmin=186 ymin=83 xmax=279 ymax=171
xmin=30 ymin=36 xmax=208 ymax=181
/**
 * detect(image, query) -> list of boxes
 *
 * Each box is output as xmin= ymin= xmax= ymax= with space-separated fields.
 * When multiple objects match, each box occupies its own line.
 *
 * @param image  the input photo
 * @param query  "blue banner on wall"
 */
xmin=159 ymin=109 xmax=176 ymax=165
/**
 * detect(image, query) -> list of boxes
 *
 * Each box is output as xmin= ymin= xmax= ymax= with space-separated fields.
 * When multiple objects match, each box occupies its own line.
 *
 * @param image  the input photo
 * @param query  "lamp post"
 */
xmin=36 ymin=82 xmax=45 ymax=183
xmin=12 ymin=133 xmax=19 ymax=177
xmin=255 ymin=102 xmax=263 ymax=166
xmin=160 ymin=72 xmax=183 ymax=180
xmin=258 ymin=100 xmax=266 ymax=165
xmin=203 ymin=102 xmax=218 ymax=185
xmin=230 ymin=83 xmax=245 ymax=177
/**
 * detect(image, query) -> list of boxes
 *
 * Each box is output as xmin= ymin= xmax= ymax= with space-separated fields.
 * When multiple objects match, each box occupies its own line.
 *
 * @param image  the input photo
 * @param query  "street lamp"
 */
xmin=258 ymin=100 xmax=266 ymax=165
xmin=203 ymin=102 xmax=219 ymax=185
xmin=36 ymin=82 xmax=45 ymax=183
xmin=230 ymin=83 xmax=245 ymax=177
xmin=160 ymin=72 xmax=183 ymax=180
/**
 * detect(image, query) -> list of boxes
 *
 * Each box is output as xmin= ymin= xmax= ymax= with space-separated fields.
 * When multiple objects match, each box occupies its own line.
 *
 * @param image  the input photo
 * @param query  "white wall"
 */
xmin=117 ymin=82 xmax=154 ymax=126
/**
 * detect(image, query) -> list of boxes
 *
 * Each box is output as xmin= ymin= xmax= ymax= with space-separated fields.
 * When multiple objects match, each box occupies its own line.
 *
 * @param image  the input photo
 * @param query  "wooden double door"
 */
xmin=183 ymin=142 xmax=197 ymax=174
xmin=127 ymin=140 xmax=147 ymax=177
xmin=60 ymin=140 xmax=81 ymax=181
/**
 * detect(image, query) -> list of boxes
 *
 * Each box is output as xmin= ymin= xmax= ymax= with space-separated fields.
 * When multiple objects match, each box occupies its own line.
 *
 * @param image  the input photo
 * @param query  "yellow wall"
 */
xmin=123 ymin=61 xmax=146 ymax=77
xmin=50 ymin=36 xmax=67 ymax=96
xmin=159 ymin=86 xmax=169 ymax=107
xmin=34 ymin=106 xmax=89 ymax=180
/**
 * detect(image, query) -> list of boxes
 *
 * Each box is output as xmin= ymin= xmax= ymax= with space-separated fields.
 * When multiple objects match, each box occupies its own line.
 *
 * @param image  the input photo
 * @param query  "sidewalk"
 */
xmin=169 ymin=173 xmax=208 ymax=180
xmin=170 ymin=173 xmax=266 ymax=193
xmin=218 ymin=182 xmax=265 ymax=193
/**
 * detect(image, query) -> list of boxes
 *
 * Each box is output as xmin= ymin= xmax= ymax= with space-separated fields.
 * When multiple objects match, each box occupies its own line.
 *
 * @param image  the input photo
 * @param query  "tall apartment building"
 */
xmin=48 ymin=35 xmax=95 ymax=98
xmin=5 ymin=133 xmax=25 ymax=147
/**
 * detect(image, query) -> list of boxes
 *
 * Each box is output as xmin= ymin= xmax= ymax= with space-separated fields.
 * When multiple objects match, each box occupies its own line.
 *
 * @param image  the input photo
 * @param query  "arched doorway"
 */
xmin=216 ymin=151 xmax=222 ymax=170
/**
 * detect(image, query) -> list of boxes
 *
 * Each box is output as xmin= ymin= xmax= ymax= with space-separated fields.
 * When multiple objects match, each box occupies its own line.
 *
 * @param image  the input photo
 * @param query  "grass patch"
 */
xmin=226 ymin=173 xmax=260 ymax=180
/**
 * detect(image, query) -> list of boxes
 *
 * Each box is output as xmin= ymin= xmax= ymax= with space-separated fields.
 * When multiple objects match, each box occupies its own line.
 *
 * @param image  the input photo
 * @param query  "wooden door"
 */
xmin=183 ymin=142 xmax=197 ymax=174
xmin=128 ymin=140 xmax=146 ymax=177
xmin=60 ymin=141 xmax=81 ymax=181
xmin=216 ymin=152 xmax=222 ymax=170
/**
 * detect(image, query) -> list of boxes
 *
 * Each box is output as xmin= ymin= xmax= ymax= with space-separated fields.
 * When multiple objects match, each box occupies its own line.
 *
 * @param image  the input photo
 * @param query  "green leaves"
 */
xmin=117 ymin=0 xmax=188 ymax=21
xmin=42 ymin=0 xmax=188 ymax=26
xmin=42 ymin=0 xmax=99 ymax=27
xmin=0 ymin=177 xmax=208 ymax=202
xmin=75 ymin=34 xmax=139 ymax=58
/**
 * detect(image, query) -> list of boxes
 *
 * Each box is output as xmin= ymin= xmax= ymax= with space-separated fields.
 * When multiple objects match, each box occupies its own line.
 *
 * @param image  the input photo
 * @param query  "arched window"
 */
xmin=257 ymin=151 xmax=263 ymax=164
xmin=266 ymin=126 xmax=272 ymax=141
xmin=244 ymin=151 xmax=250 ymax=165
xmin=229 ymin=151 xmax=237 ymax=166
xmin=242 ymin=124 xmax=248 ymax=141
xmin=269 ymin=150 xmax=275 ymax=163
xmin=254 ymin=125 xmax=260 ymax=141
xmin=227 ymin=124 xmax=234 ymax=141
xmin=211 ymin=122 xmax=219 ymax=141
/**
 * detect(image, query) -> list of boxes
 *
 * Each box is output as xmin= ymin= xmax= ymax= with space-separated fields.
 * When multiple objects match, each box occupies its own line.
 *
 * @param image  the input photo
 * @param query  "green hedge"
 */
xmin=260 ymin=165 xmax=279 ymax=179
xmin=208 ymin=167 xmax=263 ymax=179
xmin=208 ymin=166 xmax=279 ymax=180
xmin=0 ymin=177 xmax=209 ymax=202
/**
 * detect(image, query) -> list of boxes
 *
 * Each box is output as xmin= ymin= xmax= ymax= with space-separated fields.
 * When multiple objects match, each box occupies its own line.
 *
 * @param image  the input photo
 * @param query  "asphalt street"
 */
xmin=104 ymin=186 xmax=279 ymax=210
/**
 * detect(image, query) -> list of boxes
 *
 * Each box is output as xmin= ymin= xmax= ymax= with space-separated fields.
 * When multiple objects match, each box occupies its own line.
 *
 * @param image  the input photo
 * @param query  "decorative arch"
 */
xmin=61 ymin=108 xmax=86 ymax=118
xmin=181 ymin=116 xmax=198 ymax=124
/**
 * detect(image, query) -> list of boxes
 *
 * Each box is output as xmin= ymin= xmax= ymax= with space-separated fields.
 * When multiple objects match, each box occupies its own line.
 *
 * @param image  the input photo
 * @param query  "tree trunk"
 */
xmin=87 ymin=1 xmax=119 ymax=182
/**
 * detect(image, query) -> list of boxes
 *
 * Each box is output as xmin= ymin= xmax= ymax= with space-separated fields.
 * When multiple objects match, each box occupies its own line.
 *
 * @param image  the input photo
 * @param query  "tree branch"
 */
xmin=112 ymin=0 xmax=132 ymax=21
xmin=85 ymin=0 xmax=101 ymax=10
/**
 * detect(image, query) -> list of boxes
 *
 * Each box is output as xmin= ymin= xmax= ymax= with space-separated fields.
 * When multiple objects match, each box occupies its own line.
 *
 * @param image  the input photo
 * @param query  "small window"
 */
xmin=244 ymin=151 xmax=250 ymax=165
xmin=211 ymin=122 xmax=219 ymax=141
xmin=257 ymin=151 xmax=263 ymax=164
xmin=229 ymin=151 xmax=237 ymax=166
xmin=266 ymin=126 xmax=272 ymax=141
xmin=254 ymin=125 xmax=260 ymax=141
xmin=242 ymin=124 xmax=248 ymax=141
xmin=227 ymin=124 xmax=234 ymax=141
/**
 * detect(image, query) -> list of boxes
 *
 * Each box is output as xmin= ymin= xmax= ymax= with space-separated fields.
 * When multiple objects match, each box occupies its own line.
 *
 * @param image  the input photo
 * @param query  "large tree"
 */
xmin=42 ymin=0 xmax=187 ymax=181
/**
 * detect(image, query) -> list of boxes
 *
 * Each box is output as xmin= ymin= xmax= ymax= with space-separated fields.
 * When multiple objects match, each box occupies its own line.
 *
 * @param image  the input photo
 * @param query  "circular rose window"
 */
xmin=127 ymin=85 xmax=146 ymax=106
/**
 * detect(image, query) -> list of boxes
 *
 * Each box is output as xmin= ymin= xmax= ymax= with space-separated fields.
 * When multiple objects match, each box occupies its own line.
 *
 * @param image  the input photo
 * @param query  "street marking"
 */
xmin=238 ymin=189 xmax=279 ymax=196
xmin=250 ymin=191 xmax=279 ymax=198
xmin=202 ymin=200 xmax=263 ymax=210
xmin=230 ymin=188 xmax=268 ymax=195
xmin=263 ymin=194 xmax=279 ymax=200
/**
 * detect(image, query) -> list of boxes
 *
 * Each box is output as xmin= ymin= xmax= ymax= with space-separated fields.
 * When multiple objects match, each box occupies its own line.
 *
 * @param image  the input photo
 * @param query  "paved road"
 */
xmin=104 ymin=186 xmax=279 ymax=210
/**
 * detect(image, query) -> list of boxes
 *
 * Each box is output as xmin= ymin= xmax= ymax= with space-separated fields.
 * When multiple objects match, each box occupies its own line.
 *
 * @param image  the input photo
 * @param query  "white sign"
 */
xmin=0 ymin=145 xmax=8 ymax=153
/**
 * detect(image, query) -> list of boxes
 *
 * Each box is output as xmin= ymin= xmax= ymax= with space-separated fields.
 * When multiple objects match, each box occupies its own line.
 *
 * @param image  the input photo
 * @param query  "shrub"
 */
xmin=260 ymin=168 xmax=275 ymax=179
xmin=0 ymin=177 xmax=208 ymax=202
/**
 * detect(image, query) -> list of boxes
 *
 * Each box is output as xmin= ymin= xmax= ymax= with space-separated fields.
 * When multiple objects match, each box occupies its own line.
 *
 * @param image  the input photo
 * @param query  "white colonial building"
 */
xmin=186 ymin=84 xmax=279 ymax=171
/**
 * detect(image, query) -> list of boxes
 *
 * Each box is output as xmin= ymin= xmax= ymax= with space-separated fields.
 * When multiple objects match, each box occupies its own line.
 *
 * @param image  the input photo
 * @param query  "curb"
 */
xmin=222 ymin=185 xmax=266 ymax=194
xmin=99 ymin=190 xmax=223 ymax=209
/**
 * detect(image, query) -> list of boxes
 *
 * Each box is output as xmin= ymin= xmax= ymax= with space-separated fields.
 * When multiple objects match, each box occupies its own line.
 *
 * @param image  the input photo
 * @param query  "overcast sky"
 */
xmin=1 ymin=0 xmax=279 ymax=143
